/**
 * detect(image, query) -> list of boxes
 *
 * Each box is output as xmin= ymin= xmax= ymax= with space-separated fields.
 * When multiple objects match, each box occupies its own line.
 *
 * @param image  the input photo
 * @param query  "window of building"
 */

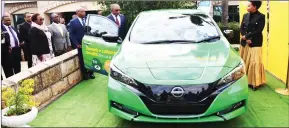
xmin=13 ymin=14 xmax=25 ymax=30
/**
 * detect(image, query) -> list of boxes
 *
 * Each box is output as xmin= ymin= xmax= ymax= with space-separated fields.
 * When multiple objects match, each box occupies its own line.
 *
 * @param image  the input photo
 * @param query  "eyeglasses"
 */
xmin=114 ymin=9 xmax=121 ymax=12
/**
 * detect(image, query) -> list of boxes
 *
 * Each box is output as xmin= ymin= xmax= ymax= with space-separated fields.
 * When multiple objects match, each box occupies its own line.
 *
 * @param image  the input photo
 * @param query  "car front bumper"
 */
xmin=108 ymin=76 xmax=248 ymax=123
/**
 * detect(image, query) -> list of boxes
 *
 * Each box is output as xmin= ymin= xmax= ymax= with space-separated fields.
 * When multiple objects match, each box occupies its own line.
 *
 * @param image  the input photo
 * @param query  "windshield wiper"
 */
xmin=141 ymin=40 xmax=196 ymax=44
xmin=141 ymin=36 xmax=220 ymax=44
xmin=195 ymin=36 xmax=221 ymax=43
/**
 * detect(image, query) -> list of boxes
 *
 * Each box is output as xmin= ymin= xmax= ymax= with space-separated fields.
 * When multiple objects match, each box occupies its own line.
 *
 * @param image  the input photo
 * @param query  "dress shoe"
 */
xmin=89 ymin=74 xmax=95 ymax=79
xmin=249 ymin=84 xmax=257 ymax=91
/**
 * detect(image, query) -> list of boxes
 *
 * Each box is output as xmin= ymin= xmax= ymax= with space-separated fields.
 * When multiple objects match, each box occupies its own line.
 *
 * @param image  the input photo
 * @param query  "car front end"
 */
xmin=107 ymin=41 xmax=248 ymax=123
xmin=108 ymin=60 xmax=248 ymax=123
xmin=107 ymin=9 xmax=248 ymax=123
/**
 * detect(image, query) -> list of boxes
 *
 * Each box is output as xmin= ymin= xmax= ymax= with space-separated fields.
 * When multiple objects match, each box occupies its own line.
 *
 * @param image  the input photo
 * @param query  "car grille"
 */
xmin=140 ymin=95 xmax=216 ymax=115
xmin=134 ymin=82 xmax=220 ymax=115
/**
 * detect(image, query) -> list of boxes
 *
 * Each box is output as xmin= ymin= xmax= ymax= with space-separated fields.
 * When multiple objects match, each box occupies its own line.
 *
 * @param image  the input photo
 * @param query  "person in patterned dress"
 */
xmin=28 ymin=13 xmax=54 ymax=67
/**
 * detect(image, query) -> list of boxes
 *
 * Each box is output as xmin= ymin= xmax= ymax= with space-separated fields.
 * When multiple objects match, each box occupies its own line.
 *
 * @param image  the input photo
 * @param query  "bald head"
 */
xmin=76 ymin=8 xmax=86 ymax=18
xmin=110 ymin=4 xmax=121 ymax=15
xmin=76 ymin=8 xmax=85 ymax=12
xmin=51 ymin=13 xmax=60 ymax=23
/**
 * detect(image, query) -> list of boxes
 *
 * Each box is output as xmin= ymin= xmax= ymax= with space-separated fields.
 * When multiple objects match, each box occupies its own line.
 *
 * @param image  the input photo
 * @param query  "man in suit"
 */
xmin=107 ymin=4 xmax=127 ymax=39
xmin=2 ymin=20 xmax=12 ymax=79
xmin=1 ymin=15 xmax=21 ymax=78
xmin=48 ymin=13 xmax=71 ymax=56
xmin=69 ymin=8 xmax=95 ymax=80
xmin=19 ymin=12 xmax=33 ymax=68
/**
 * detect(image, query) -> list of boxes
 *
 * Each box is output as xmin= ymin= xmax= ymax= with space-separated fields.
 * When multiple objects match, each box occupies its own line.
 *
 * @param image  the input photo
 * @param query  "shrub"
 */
xmin=2 ymin=79 xmax=38 ymax=116
xmin=217 ymin=22 xmax=240 ymax=44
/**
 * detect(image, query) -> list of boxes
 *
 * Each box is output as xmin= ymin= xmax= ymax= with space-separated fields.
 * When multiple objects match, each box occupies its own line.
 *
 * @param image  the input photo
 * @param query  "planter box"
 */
xmin=1 ymin=106 xmax=38 ymax=127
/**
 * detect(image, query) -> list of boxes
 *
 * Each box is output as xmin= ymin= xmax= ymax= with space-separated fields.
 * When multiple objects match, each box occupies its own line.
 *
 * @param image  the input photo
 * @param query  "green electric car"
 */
xmin=82 ymin=9 xmax=248 ymax=123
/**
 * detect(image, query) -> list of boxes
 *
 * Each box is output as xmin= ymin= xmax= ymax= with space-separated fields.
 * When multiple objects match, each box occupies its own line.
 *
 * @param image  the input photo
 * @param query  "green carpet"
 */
xmin=30 ymin=73 xmax=289 ymax=127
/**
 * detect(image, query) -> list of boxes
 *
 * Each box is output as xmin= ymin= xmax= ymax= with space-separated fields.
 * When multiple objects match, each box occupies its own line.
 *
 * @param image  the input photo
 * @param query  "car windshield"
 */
xmin=129 ymin=12 xmax=220 ymax=44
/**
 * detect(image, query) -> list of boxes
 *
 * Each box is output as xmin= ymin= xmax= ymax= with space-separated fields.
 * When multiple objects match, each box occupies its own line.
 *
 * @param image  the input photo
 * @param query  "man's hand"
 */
xmin=242 ymin=36 xmax=246 ymax=40
xmin=20 ymin=42 xmax=25 ymax=46
xmin=77 ymin=44 xmax=82 ymax=48
xmin=67 ymin=46 xmax=72 ymax=51
xmin=38 ymin=55 xmax=43 ymax=61
xmin=246 ymin=40 xmax=252 ymax=44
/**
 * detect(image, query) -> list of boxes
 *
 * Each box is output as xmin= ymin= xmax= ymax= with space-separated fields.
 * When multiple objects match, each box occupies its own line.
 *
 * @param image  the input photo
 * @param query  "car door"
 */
xmin=82 ymin=14 xmax=121 ymax=76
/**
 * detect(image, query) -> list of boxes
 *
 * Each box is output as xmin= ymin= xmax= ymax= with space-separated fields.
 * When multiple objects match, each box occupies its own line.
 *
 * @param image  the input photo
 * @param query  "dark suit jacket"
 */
xmin=1 ymin=24 xmax=20 ymax=47
xmin=107 ymin=14 xmax=127 ymax=39
xmin=19 ymin=22 xmax=31 ymax=45
xmin=67 ymin=19 xmax=74 ymax=32
xmin=28 ymin=27 xmax=50 ymax=56
xmin=69 ymin=18 xmax=85 ymax=49
xmin=240 ymin=11 xmax=265 ymax=47
xmin=1 ymin=25 xmax=11 ymax=56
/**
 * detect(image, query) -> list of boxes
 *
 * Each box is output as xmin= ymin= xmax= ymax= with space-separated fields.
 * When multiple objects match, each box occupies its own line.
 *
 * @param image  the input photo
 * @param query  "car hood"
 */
xmin=112 ymin=39 xmax=241 ymax=83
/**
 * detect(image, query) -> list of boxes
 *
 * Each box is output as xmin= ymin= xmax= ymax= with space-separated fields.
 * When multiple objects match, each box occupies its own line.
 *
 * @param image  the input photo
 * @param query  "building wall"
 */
xmin=37 ymin=1 xmax=104 ymax=25
xmin=3 ymin=2 xmax=38 ymax=27
xmin=267 ymin=1 xmax=289 ymax=82
xmin=4 ymin=1 xmax=104 ymax=26
xmin=43 ymin=1 xmax=104 ymax=13
xmin=13 ymin=7 xmax=38 ymax=14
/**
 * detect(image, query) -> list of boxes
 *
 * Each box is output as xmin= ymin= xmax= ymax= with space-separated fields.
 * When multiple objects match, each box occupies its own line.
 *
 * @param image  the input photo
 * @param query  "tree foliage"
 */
xmin=2 ymin=79 xmax=38 ymax=116
xmin=217 ymin=22 xmax=240 ymax=44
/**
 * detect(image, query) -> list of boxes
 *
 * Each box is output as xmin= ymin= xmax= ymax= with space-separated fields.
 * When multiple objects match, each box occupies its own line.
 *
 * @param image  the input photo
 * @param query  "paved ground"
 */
xmin=29 ymin=72 xmax=289 ymax=127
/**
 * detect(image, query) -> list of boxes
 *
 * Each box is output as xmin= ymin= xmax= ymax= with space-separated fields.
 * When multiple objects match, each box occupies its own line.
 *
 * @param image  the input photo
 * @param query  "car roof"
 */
xmin=140 ymin=9 xmax=206 ymax=15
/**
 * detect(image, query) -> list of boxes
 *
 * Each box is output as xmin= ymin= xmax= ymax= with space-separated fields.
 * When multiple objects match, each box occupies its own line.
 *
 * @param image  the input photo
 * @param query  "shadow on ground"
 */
xmin=120 ymin=118 xmax=241 ymax=128
xmin=30 ymin=73 xmax=289 ymax=127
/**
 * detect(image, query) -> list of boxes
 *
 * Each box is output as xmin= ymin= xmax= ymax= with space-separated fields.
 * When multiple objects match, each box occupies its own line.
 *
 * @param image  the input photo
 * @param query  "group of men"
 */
xmin=1 ymin=12 xmax=72 ymax=79
xmin=70 ymin=4 xmax=126 ymax=80
xmin=1 ymin=3 xmax=126 ymax=80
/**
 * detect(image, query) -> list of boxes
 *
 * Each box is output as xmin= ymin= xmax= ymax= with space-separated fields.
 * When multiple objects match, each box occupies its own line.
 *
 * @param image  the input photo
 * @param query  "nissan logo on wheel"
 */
xmin=171 ymin=87 xmax=185 ymax=98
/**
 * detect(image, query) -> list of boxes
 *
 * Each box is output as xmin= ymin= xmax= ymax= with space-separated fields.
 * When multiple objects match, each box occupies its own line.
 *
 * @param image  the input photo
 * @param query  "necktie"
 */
xmin=82 ymin=18 xmax=85 ymax=27
xmin=8 ymin=26 xmax=19 ymax=47
xmin=115 ymin=15 xmax=120 ymax=26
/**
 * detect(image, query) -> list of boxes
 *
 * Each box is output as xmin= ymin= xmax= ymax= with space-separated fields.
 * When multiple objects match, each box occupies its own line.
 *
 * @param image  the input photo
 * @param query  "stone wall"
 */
xmin=6 ymin=2 xmax=37 ymax=14
xmin=1 ymin=50 xmax=82 ymax=110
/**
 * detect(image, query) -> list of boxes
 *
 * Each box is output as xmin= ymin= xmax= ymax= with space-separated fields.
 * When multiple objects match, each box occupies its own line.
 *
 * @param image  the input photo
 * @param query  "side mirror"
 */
xmin=223 ymin=29 xmax=233 ymax=39
xmin=102 ymin=34 xmax=119 ymax=43
xmin=117 ymin=37 xmax=123 ymax=44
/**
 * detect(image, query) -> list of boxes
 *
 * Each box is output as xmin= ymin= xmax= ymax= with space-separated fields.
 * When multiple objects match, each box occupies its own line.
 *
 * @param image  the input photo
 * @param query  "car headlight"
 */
xmin=110 ymin=64 xmax=138 ymax=87
xmin=217 ymin=61 xmax=246 ymax=86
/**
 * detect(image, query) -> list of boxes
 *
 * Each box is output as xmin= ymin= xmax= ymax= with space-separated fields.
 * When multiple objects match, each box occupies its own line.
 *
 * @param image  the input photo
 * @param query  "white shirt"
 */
xmin=53 ymin=22 xmax=64 ymax=36
xmin=112 ymin=13 xmax=121 ymax=26
xmin=78 ymin=17 xmax=85 ymax=26
xmin=3 ymin=25 xmax=19 ymax=48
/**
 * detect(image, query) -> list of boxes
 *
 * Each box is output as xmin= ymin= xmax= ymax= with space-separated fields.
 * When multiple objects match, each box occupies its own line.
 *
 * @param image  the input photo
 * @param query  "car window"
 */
xmin=130 ymin=12 xmax=220 ymax=43
xmin=86 ymin=15 xmax=118 ymax=37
